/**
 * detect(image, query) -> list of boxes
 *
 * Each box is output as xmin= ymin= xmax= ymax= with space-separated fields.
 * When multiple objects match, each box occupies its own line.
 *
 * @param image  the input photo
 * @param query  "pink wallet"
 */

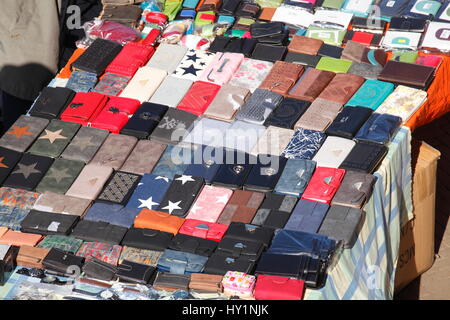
xmin=199 ymin=52 xmax=245 ymax=85
xmin=186 ymin=185 xmax=233 ymax=223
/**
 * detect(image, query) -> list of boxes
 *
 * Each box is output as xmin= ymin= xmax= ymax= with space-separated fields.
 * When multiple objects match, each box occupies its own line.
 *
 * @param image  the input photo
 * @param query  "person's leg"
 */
xmin=0 ymin=90 xmax=33 ymax=135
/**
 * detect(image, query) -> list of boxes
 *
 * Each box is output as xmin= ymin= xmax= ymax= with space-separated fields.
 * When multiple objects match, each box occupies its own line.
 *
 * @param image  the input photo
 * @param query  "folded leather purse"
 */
xmin=354 ymin=113 xmax=402 ymax=145
xmin=345 ymin=79 xmax=395 ymax=111
xmin=0 ymin=229 xmax=42 ymax=247
xmin=16 ymin=245 xmax=50 ymax=269
xmin=60 ymin=126 xmax=109 ymax=164
xmin=204 ymin=253 xmax=255 ymax=275
xmin=149 ymin=108 xmax=198 ymax=145
xmin=332 ymin=170 xmax=376 ymax=208
xmin=254 ymin=275 xmax=305 ymax=300
xmin=82 ymin=257 xmax=118 ymax=281
xmin=179 ymin=219 xmax=228 ymax=242
xmin=72 ymin=38 xmax=123 ymax=75
xmin=105 ymin=42 xmax=155 ymax=77
xmin=251 ymin=43 xmax=287 ymax=62
xmin=90 ymin=134 xmax=138 ymax=170
xmin=65 ymin=164 xmax=113 ymax=200
xmin=274 ymin=159 xmax=316 ymax=197
xmin=149 ymin=76 xmax=193 ymax=108
xmin=116 ymin=260 xmax=156 ymax=284
xmin=326 ymin=107 xmax=373 ymax=139
xmin=0 ymin=115 xmax=49 ymax=153
xmin=217 ymin=189 xmax=264 ymax=225
xmin=36 ymin=235 xmax=83 ymax=254
xmin=229 ymin=58 xmax=273 ymax=93
xmin=96 ymin=171 xmax=142 ymax=206
xmin=99 ymin=4 xmax=143 ymax=27
xmin=189 ymin=273 xmax=224 ymax=292
xmin=42 ymin=248 xmax=85 ymax=275
xmin=185 ymin=186 xmax=233 ymax=223
xmin=125 ymin=173 xmax=171 ymax=211
xmin=20 ymin=210 xmax=79 ymax=236
xmin=65 ymin=71 xmax=98 ymax=93
xmin=35 ymin=159 xmax=85 ymax=195
xmin=119 ymin=246 xmax=162 ymax=266
xmin=377 ymin=60 xmax=435 ymax=89
xmin=301 ymin=166 xmax=346 ymax=204
xmin=168 ymin=233 xmax=217 ymax=257
xmin=288 ymin=35 xmax=324 ymax=55
xmin=318 ymin=205 xmax=365 ymax=248
xmin=153 ymin=272 xmax=191 ymax=291
xmin=3 ymin=153 xmax=54 ymax=191
xmin=76 ymin=241 xmax=122 ymax=266
xmin=84 ymin=203 xmax=139 ymax=229
xmin=264 ymin=98 xmax=310 ymax=129
xmin=284 ymin=52 xmax=321 ymax=67
xmin=30 ymin=87 xmax=76 ymax=120
xmin=311 ymin=136 xmax=356 ymax=168
xmin=259 ymin=61 xmax=304 ymax=95
xmin=340 ymin=141 xmax=388 ymax=173
xmin=121 ymin=227 xmax=173 ymax=251
xmin=177 ymin=81 xmax=221 ymax=116
xmin=216 ymin=237 xmax=264 ymax=261
xmin=119 ymin=67 xmax=167 ymax=103
xmin=146 ymin=43 xmax=188 ymax=74
xmin=92 ymin=72 xmax=131 ymax=96
xmin=71 ymin=220 xmax=128 ymax=244
xmin=288 ymin=68 xmax=335 ymax=103
xmin=0 ymin=147 xmax=21 ymax=185
xmin=60 ymin=92 xmax=108 ymax=126
xmin=243 ymin=155 xmax=287 ymax=193
xmin=281 ymin=128 xmax=326 ymax=160
xmin=284 ymin=199 xmax=330 ymax=233
xmin=236 ymin=88 xmax=283 ymax=125
xmin=90 ymin=97 xmax=141 ymax=134
xmin=134 ymin=209 xmax=185 ymax=235
xmin=204 ymin=84 xmax=250 ymax=122
xmin=294 ymin=98 xmax=343 ymax=132
xmin=157 ymin=249 xmax=208 ymax=274
xmin=157 ymin=175 xmax=204 ymax=218
xmin=224 ymin=222 xmax=274 ymax=247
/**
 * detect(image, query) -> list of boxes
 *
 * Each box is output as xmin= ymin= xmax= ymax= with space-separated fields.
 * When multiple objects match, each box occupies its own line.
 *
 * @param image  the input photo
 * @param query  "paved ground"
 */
xmin=395 ymin=113 xmax=450 ymax=300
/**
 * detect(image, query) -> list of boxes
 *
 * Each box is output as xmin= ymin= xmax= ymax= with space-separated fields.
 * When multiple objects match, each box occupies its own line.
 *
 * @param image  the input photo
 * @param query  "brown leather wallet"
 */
xmin=259 ymin=61 xmax=304 ymax=95
xmin=288 ymin=35 xmax=324 ymax=55
xmin=217 ymin=190 xmax=264 ymax=224
xmin=198 ymin=0 xmax=222 ymax=11
xmin=189 ymin=273 xmax=224 ymax=292
xmin=288 ymin=68 xmax=336 ymax=102
xmin=377 ymin=60 xmax=435 ymax=89
xmin=341 ymin=40 xmax=369 ymax=63
xmin=318 ymin=73 xmax=365 ymax=104
xmin=17 ymin=245 xmax=50 ymax=269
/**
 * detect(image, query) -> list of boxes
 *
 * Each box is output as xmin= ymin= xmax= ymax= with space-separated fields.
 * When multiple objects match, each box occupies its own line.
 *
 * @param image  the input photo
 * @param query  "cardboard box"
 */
xmin=394 ymin=141 xmax=440 ymax=292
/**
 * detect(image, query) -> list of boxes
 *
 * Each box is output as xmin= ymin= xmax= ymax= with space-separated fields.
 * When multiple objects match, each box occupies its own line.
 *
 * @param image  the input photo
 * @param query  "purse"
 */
xmin=251 ymin=43 xmax=287 ymax=62
xmin=146 ymin=43 xmax=188 ymax=74
xmin=274 ymin=159 xmax=316 ymax=197
xmin=377 ymin=60 xmax=435 ymax=89
xmin=217 ymin=189 xmax=264 ymax=225
xmin=169 ymin=234 xmax=217 ymax=257
xmin=204 ymin=85 xmax=250 ymax=122
xmin=149 ymin=76 xmax=193 ymax=108
xmin=311 ymin=136 xmax=356 ymax=168
xmin=30 ymin=87 xmax=76 ymax=120
xmin=71 ymin=220 xmax=128 ymax=244
xmin=116 ymin=260 xmax=156 ymax=284
xmin=254 ymin=275 xmax=305 ymax=300
xmin=105 ymin=42 xmax=155 ymax=77
xmin=204 ymin=253 xmax=255 ymax=275
xmin=288 ymin=68 xmax=335 ymax=103
xmin=121 ymin=227 xmax=173 ymax=251
xmin=92 ymin=72 xmax=131 ymax=96
xmin=235 ymin=89 xmax=283 ymax=125
xmin=216 ymin=237 xmax=264 ymax=261
xmin=282 ymin=128 xmax=326 ymax=160
xmin=0 ymin=230 xmax=42 ymax=247
xmin=301 ymin=166 xmax=346 ymax=204
xmin=16 ymin=245 xmax=50 ymax=269
xmin=96 ymin=171 xmax=142 ymax=205
xmin=119 ymin=67 xmax=167 ymax=103
xmin=82 ymin=258 xmax=118 ymax=281
xmin=65 ymin=164 xmax=113 ymax=200
xmin=60 ymin=92 xmax=108 ymax=126
xmin=222 ymin=271 xmax=256 ymax=299
xmin=179 ymin=219 xmax=228 ymax=242
xmin=243 ymin=156 xmax=287 ymax=192
xmin=250 ymin=126 xmax=294 ymax=157
xmin=149 ymin=108 xmax=198 ymax=145
xmin=325 ymin=107 xmax=374 ymax=139
xmin=185 ymin=186 xmax=232 ymax=223
xmin=125 ymin=173 xmax=171 ymax=211
xmin=224 ymin=222 xmax=274 ymax=247
xmin=37 ymin=235 xmax=83 ymax=254
xmin=264 ymin=98 xmax=310 ymax=129
xmin=345 ymin=79 xmax=395 ymax=111
xmin=294 ymin=98 xmax=343 ymax=132
xmin=120 ymin=140 xmax=167 ymax=175
xmin=177 ymin=81 xmax=221 ymax=116
xmin=134 ymin=209 xmax=185 ymax=235
xmin=340 ymin=141 xmax=388 ymax=173
xmin=284 ymin=199 xmax=330 ymax=233
xmin=36 ymin=159 xmax=85 ymax=195
xmin=89 ymin=134 xmax=138 ymax=169
xmin=354 ymin=113 xmax=402 ymax=145
xmin=0 ymin=147 xmax=22 ymax=185
xmin=0 ymin=115 xmax=49 ymax=153
xmin=20 ymin=210 xmax=79 ymax=236
xmin=151 ymin=145 xmax=191 ymax=180
xmin=84 ymin=203 xmax=139 ymax=229
xmin=42 ymin=248 xmax=85 ymax=275
xmin=288 ymin=35 xmax=323 ymax=55
xmin=332 ymin=171 xmax=376 ymax=208
xmin=229 ymin=59 xmax=273 ymax=93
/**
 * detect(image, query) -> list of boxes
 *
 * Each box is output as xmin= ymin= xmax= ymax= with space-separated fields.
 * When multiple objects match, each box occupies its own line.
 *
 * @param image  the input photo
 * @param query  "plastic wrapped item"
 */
xmin=180 ymin=34 xmax=211 ymax=50
xmin=160 ymin=20 xmax=192 ymax=44
xmin=76 ymin=19 xmax=142 ymax=48
xmin=194 ymin=23 xmax=231 ymax=39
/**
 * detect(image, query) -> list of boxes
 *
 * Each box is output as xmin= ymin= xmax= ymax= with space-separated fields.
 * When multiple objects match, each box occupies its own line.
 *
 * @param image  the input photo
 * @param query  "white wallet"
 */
xmin=119 ymin=66 xmax=167 ymax=102
xmin=312 ymin=136 xmax=356 ymax=168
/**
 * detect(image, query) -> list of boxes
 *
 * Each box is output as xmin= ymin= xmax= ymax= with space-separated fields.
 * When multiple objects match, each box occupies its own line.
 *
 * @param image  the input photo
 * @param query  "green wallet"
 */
xmin=316 ymin=57 xmax=353 ymax=73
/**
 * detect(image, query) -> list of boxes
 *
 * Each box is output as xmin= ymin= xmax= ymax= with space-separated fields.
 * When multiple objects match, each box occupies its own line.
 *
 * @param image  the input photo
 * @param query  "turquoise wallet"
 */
xmin=345 ymin=79 xmax=395 ymax=110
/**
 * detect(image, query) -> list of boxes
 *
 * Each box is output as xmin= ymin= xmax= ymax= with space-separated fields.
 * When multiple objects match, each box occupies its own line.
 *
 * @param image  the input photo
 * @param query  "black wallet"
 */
xmin=120 ymin=102 xmax=168 ymax=139
xmin=219 ymin=0 xmax=241 ymax=14
xmin=224 ymin=222 xmax=274 ymax=247
xmin=235 ymin=1 xmax=261 ymax=17
xmin=243 ymin=155 xmax=287 ymax=192
xmin=211 ymin=151 xmax=255 ymax=190
xmin=389 ymin=16 xmax=427 ymax=32
xmin=318 ymin=44 xmax=344 ymax=59
xmin=121 ymin=227 xmax=173 ymax=251
xmin=42 ymin=248 xmax=85 ymax=275
xmin=116 ymin=260 xmax=156 ymax=284
xmin=0 ymin=246 xmax=18 ymax=286
xmin=250 ymin=21 xmax=286 ymax=38
xmin=251 ymin=43 xmax=287 ymax=62
xmin=30 ymin=87 xmax=76 ymax=120
xmin=71 ymin=38 xmax=123 ymax=75
xmin=326 ymin=106 xmax=373 ymax=139
xmin=203 ymin=253 xmax=255 ymax=275
xmin=216 ymin=237 xmax=265 ymax=261
xmin=3 ymin=153 xmax=54 ymax=191
xmin=71 ymin=220 xmax=128 ymax=244
xmin=184 ymin=146 xmax=224 ymax=184
xmin=157 ymin=175 xmax=205 ymax=217
xmin=264 ymin=98 xmax=310 ymax=129
xmin=169 ymin=233 xmax=217 ymax=257
xmin=0 ymin=147 xmax=22 ymax=185
xmin=254 ymin=209 xmax=292 ymax=230
xmin=153 ymin=272 xmax=191 ymax=291
xmin=351 ymin=17 xmax=387 ymax=32
xmin=259 ymin=193 xmax=298 ymax=212
xmin=20 ymin=210 xmax=79 ymax=236
xmin=284 ymin=52 xmax=321 ymax=67
xmin=209 ymin=36 xmax=257 ymax=57
xmin=96 ymin=171 xmax=142 ymax=205
xmin=340 ymin=141 xmax=388 ymax=173
xmin=82 ymin=258 xmax=118 ymax=281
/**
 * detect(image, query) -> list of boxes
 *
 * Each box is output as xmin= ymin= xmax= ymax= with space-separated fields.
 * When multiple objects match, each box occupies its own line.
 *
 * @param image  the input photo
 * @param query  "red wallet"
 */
xmin=301 ymin=166 xmax=345 ymax=204
xmin=254 ymin=275 xmax=305 ymax=300
xmin=105 ymin=42 xmax=155 ymax=77
xmin=178 ymin=219 xmax=228 ymax=242
xmin=177 ymin=81 xmax=221 ymax=116
xmin=60 ymin=92 xmax=109 ymax=126
xmin=415 ymin=55 xmax=443 ymax=68
xmin=90 ymin=96 xmax=141 ymax=133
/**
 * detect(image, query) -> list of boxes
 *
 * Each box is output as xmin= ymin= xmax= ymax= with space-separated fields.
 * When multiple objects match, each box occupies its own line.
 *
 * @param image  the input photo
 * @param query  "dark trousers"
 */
xmin=0 ymin=90 xmax=33 ymax=135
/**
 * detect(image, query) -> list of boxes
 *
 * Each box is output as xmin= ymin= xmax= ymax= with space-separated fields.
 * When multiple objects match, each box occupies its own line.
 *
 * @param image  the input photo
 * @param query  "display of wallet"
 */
xmin=0 ymin=116 xmax=49 ymax=153
xmin=96 ymin=171 xmax=141 ymax=205
xmin=20 ymin=210 xmax=79 ymax=236
xmin=157 ymin=175 xmax=204 ymax=218
xmin=169 ymin=233 xmax=217 ymax=257
xmin=30 ymin=87 xmax=76 ymax=120
xmin=340 ymin=141 xmax=388 ymax=173
xmin=60 ymin=126 xmax=109 ymax=164
xmin=120 ymin=103 xmax=168 ymax=139
xmin=301 ymin=166 xmax=346 ymax=204
xmin=65 ymin=164 xmax=113 ymax=200
xmin=147 ymin=43 xmax=188 ymax=74
xmin=72 ymin=38 xmax=123 ymax=75
xmin=325 ymin=107 xmax=373 ymax=139
xmin=264 ymin=98 xmax=310 ymax=129
xmin=82 ymin=258 xmax=118 ymax=281
xmin=185 ymin=185 xmax=232 ymax=223
xmin=177 ymin=81 xmax=221 ymax=116
xmin=16 ymin=245 xmax=50 ymax=269
xmin=311 ymin=136 xmax=356 ymax=168
xmin=281 ymin=128 xmax=326 ymax=160
xmin=236 ymin=89 xmax=283 ymax=125
xmin=149 ymin=108 xmax=198 ymax=145
xmin=84 ymin=203 xmax=139 ymax=229
xmin=117 ymin=260 xmax=156 ymax=284
xmin=121 ymin=227 xmax=173 ymax=251
xmin=119 ymin=67 xmax=167 ymax=103
xmin=89 ymin=134 xmax=137 ymax=169
xmin=274 ymin=159 xmax=316 ymax=197
xmin=229 ymin=58 xmax=273 ymax=93
xmin=378 ymin=60 xmax=435 ymax=89
xmin=318 ymin=205 xmax=364 ymax=248
xmin=105 ymin=42 xmax=155 ymax=77
xmin=153 ymin=272 xmax=191 ymax=291
xmin=203 ymin=253 xmax=255 ymax=275
xmin=217 ymin=189 xmax=264 ymax=225
xmin=71 ymin=220 xmax=128 ymax=244
xmin=243 ymin=155 xmax=287 ymax=192
xmin=204 ymin=85 xmax=250 ymax=122
xmin=149 ymin=76 xmax=193 ymax=108
xmin=42 ymin=248 xmax=85 ymax=275
xmin=35 ymin=158 xmax=84 ymax=195
xmin=294 ymin=98 xmax=343 ymax=132
xmin=3 ymin=153 xmax=53 ymax=191
xmin=354 ymin=113 xmax=402 ymax=145
xmin=284 ymin=199 xmax=329 ymax=233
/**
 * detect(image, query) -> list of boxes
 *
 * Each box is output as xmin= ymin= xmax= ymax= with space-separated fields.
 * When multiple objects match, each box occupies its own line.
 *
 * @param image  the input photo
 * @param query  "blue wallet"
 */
xmin=125 ymin=173 xmax=172 ymax=211
xmin=354 ymin=113 xmax=402 ymax=145
xmin=274 ymin=159 xmax=316 ymax=197
xmin=284 ymin=199 xmax=330 ymax=233
xmin=84 ymin=203 xmax=140 ymax=228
